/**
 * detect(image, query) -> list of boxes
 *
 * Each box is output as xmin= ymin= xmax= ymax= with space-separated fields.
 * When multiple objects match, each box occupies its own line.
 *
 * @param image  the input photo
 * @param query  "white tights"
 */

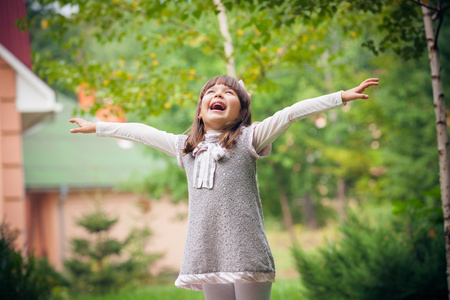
xmin=202 ymin=282 xmax=272 ymax=300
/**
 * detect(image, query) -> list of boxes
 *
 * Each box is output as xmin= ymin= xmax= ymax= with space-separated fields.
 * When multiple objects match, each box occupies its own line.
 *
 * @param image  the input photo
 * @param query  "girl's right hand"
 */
xmin=69 ymin=118 xmax=96 ymax=134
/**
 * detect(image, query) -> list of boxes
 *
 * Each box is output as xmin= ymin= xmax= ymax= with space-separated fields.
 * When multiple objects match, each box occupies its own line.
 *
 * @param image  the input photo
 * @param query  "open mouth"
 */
xmin=210 ymin=101 xmax=226 ymax=111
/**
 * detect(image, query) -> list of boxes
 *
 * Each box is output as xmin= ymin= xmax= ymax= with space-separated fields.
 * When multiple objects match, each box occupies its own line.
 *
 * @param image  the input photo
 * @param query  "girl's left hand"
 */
xmin=341 ymin=78 xmax=379 ymax=103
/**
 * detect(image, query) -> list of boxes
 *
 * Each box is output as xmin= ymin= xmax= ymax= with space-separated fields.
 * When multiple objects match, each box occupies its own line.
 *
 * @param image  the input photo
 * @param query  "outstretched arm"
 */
xmin=69 ymin=118 xmax=179 ymax=157
xmin=252 ymin=78 xmax=379 ymax=154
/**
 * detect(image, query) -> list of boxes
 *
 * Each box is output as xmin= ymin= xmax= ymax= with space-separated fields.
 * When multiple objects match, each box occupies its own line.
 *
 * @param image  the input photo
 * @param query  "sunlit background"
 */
xmin=1 ymin=0 xmax=449 ymax=299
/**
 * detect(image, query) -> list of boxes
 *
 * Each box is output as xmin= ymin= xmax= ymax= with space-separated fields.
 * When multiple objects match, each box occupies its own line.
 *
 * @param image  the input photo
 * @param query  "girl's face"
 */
xmin=199 ymin=84 xmax=242 ymax=131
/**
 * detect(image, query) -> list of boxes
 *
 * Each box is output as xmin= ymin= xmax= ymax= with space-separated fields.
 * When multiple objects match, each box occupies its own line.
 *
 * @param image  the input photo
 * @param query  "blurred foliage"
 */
xmin=25 ymin=0 xmax=449 ymax=228
xmin=294 ymin=188 xmax=446 ymax=300
xmin=0 ymin=222 xmax=68 ymax=300
xmin=64 ymin=208 xmax=160 ymax=294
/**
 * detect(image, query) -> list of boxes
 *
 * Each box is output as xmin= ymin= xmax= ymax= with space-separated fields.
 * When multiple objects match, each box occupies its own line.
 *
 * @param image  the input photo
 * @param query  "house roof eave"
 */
xmin=0 ymin=43 xmax=61 ymax=114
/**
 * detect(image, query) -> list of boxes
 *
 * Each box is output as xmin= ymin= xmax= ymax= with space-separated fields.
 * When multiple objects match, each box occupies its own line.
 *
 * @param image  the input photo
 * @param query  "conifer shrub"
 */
xmin=0 ymin=222 xmax=68 ymax=300
xmin=64 ymin=209 xmax=160 ymax=294
xmin=294 ymin=189 xmax=446 ymax=300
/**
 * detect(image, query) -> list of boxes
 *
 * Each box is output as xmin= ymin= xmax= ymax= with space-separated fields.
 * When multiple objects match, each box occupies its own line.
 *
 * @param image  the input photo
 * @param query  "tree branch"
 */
xmin=267 ymin=31 xmax=307 ymax=69
xmin=442 ymin=4 xmax=450 ymax=11
xmin=412 ymin=0 xmax=439 ymax=11
xmin=434 ymin=11 xmax=444 ymax=48
xmin=213 ymin=0 xmax=236 ymax=78
xmin=167 ymin=18 xmax=225 ymax=61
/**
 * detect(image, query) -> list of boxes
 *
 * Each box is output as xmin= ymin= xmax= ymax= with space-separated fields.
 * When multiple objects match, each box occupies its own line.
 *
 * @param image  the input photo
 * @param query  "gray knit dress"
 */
xmin=95 ymin=91 xmax=344 ymax=291
xmin=174 ymin=125 xmax=275 ymax=291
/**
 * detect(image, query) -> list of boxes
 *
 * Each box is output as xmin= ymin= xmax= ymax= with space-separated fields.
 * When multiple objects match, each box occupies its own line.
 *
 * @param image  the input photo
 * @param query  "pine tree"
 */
xmin=64 ymin=208 xmax=158 ymax=294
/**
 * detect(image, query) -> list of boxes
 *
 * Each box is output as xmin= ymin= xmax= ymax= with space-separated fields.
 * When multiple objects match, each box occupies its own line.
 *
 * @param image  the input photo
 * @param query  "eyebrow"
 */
xmin=207 ymin=86 xmax=236 ymax=93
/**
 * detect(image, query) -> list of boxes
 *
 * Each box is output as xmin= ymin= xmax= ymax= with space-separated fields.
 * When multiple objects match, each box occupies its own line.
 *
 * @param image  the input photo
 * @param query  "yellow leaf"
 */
xmin=164 ymin=102 xmax=171 ymax=109
xmin=428 ymin=229 xmax=436 ymax=237
xmin=103 ymin=79 xmax=110 ymax=86
xmin=351 ymin=31 xmax=358 ymax=38
xmin=116 ymin=70 xmax=122 ymax=76
xmin=135 ymin=60 xmax=140 ymax=67
xmin=120 ymin=60 xmax=125 ymax=67
xmin=237 ymin=29 xmax=244 ymax=35
xmin=255 ymin=29 xmax=261 ymax=35
xmin=189 ymin=69 xmax=195 ymax=75
xmin=132 ymin=1 xmax=138 ymax=7
xmin=309 ymin=45 xmax=316 ymax=51
xmin=137 ymin=73 xmax=142 ymax=79
xmin=260 ymin=46 xmax=267 ymax=52
xmin=150 ymin=52 xmax=156 ymax=58
xmin=127 ymin=74 xmax=133 ymax=80
xmin=40 ymin=19 xmax=49 ymax=30
xmin=152 ymin=60 xmax=159 ymax=66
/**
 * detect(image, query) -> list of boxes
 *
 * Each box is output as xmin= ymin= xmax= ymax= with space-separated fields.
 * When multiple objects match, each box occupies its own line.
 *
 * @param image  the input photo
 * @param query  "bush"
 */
xmin=294 ymin=190 xmax=446 ymax=300
xmin=0 ymin=222 xmax=68 ymax=300
xmin=65 ymin=208 xmax=161 ymax=294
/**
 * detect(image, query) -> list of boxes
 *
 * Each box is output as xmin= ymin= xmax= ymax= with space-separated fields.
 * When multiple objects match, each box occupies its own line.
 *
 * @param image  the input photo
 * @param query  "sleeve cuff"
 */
xmin=95 ymin=121 xmax=106 ymax=137
xmin=248 ymin=123 xmax=272 ymax=159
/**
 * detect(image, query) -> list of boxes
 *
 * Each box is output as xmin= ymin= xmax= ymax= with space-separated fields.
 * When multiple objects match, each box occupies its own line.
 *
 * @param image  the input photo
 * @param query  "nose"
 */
xmin=214 ymin=91 xmax=224 ymax=98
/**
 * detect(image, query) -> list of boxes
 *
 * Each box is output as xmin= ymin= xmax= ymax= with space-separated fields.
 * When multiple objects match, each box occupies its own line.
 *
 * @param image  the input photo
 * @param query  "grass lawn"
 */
xmin=69 ymin=223 xmax=335 ymax=300
xmin=69 ymin=279 xmax=304 ymax=300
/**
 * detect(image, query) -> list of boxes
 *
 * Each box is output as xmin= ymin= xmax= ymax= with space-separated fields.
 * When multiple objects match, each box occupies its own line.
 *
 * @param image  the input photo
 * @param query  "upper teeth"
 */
xmin=211 ymin=103 xmax=224 ymax=110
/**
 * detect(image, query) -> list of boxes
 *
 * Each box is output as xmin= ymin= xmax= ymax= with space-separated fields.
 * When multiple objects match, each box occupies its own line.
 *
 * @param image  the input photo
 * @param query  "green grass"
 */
xmin=69 ymin=279 xmax=304 ymax=300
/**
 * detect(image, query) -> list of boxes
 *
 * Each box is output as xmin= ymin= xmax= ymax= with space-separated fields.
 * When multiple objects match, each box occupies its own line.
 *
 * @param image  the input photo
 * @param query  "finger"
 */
xmin=358 ymin=81 xmax=379 ymax=92
xmin=70 ymin=118 xmax=86 ymax=127
xmin=69 ymin=118 xmax=83 ymax=125
xmin=361 ymin=78 xmax=379 ymax=84
xmin=350 ymin=93 xmax=370 ymax=100
xmin=70 ymin=127 xmax=81 ymax=133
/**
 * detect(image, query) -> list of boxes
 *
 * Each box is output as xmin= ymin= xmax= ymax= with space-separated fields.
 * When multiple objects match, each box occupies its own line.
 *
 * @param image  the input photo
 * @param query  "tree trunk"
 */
xmin=303 ymin=192 xmax=317 ymax=230
xmin=275 ymin=166 xmax=297 ymax=247
xmin=337 ymin=178 xmax=347 ymax=222
xmin=213 ymin=0 xmax=236 ymax=78
xmin=322 ymin=50 xmax=347 ymax=221
xmin=421 ymin=5 xmax=450 ymax=297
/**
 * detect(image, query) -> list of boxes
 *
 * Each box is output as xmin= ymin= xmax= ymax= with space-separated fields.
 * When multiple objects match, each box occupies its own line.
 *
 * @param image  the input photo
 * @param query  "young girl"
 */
xmin=70 ymin=75 xmax=378 ymax=300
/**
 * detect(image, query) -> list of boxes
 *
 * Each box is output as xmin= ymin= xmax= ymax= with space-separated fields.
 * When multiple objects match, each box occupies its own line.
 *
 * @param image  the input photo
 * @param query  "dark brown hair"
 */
xmin=183 ymin=75 xmax=252 ymax=154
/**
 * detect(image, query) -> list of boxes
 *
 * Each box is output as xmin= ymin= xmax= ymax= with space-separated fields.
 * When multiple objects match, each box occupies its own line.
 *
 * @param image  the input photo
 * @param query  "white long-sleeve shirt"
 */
xmin=96 ymin=91 xmax=343 ymax=156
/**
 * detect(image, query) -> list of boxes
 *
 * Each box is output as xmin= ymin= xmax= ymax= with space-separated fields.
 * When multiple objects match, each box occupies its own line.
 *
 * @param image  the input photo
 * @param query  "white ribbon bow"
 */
xmin=238 ymin=79 xmax=251 ymax=98
xmin=192 ymin=140 xmax=226 ymax=189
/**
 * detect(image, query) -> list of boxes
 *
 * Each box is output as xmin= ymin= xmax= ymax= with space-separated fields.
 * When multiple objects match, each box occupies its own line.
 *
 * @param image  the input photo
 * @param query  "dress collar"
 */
xmin=206 ymin=130 xmax=223 ymax=136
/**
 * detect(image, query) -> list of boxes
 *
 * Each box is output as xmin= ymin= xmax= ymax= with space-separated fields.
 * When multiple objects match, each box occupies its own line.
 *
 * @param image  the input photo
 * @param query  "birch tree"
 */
xmin=238 ymin=0 xmax=450 ymax=295
xmin=419 ymin=1 xmax=450 ymax=295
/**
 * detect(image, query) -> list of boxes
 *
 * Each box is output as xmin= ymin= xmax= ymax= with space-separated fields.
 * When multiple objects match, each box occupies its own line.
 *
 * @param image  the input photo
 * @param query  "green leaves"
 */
xmin=392 ymin=188 xmax=443 ymax=227
xmin=294 ymin=209 xmax=447 ymax=300
xmin=66 ymin=205 xmax=158 ymax=293
xmin=77 ymin=211 xmax=118 ymax=233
